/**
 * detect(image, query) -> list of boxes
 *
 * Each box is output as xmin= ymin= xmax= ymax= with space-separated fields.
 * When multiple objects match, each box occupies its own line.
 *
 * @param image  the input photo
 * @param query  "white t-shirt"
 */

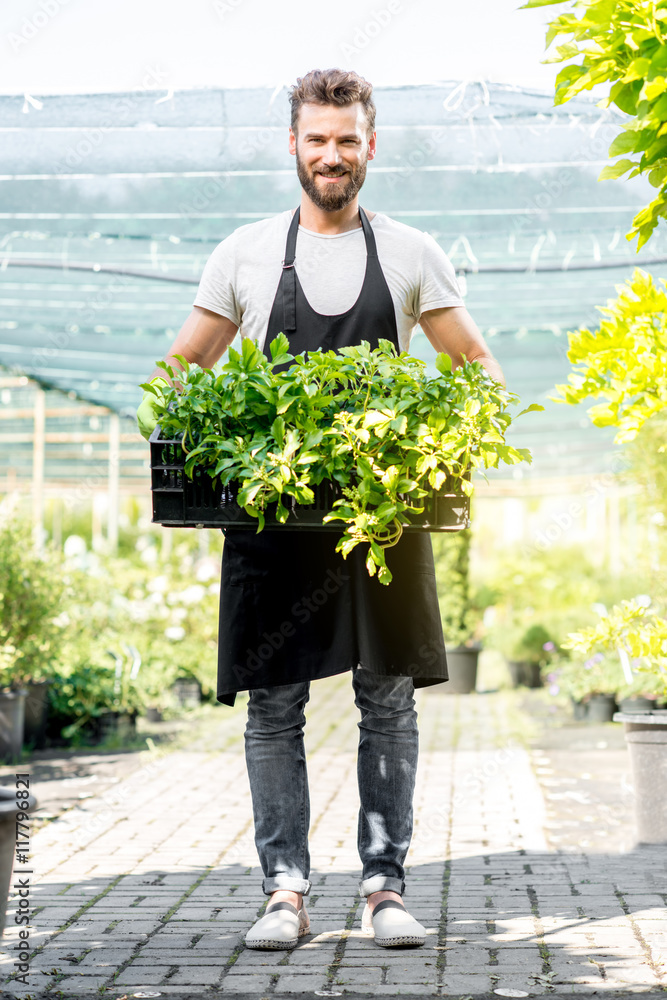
xmin=193 ymin=210 xmax=464 ymax=354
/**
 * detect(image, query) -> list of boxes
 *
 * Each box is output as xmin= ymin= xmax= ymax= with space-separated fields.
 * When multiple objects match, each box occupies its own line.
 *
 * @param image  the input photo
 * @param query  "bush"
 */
xmin=0 ymin=519 xmax=69 ymax=689
xmin=432 ymin=529 xmax=482 ymax=648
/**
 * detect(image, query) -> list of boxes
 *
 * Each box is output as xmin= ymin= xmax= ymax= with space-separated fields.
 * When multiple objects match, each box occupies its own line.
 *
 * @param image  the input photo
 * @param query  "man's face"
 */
xmin=289 ymin=102 xmax=376 ymax=212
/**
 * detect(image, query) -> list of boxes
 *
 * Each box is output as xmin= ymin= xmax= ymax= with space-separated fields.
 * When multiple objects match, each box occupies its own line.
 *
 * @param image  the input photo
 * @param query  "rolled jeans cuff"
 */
xmin=359 ymin=874 xmax=405 ymax=897
xmin=262 ymin=877 xmax=311 ymax=897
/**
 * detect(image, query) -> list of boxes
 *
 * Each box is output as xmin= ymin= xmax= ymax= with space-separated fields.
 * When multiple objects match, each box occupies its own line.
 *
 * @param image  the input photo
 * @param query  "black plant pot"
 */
xmin=443 ymin=647 xmax=480 ymax=695
xmin=571 ymin=698 xmax=588 ymax=721
xmin=587 ymin=693 xmax=617 ymax=724
xmin=0 ymin=691 xmax=27 ymax=762
xmin=508 ymin=660 xmax=543 ymax=689
xmin=171 ymin=679 xmax=201 ymax=708
xmin=89 ymin=711 xmax=137 ymax=743
xmin=23 ymin=680 xmax=53 ymax=750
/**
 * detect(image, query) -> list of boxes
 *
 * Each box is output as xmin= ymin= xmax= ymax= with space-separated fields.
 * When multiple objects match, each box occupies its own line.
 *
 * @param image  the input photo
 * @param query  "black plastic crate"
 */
xmin=149 ymin=426 xmax=470 ymax=531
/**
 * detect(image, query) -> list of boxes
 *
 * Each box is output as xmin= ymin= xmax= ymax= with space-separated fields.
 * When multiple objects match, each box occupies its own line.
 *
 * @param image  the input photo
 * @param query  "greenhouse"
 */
xmin=0 ymin=14 xmax=666 ymax=993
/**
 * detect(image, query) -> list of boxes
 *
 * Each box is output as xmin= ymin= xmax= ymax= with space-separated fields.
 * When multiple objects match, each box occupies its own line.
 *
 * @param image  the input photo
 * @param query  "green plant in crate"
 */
xmin=145 ymin=336 xmax=541 ymax=585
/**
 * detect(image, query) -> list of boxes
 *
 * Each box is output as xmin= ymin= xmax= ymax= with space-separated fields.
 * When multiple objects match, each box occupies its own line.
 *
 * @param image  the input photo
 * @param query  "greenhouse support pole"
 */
xmin=608 ymin=488 xmax=622 ymax=577
xmin=108 ymin=412 xmax=120 ymax=553
xmin=32 ymin=386 xmax=45 ymax=550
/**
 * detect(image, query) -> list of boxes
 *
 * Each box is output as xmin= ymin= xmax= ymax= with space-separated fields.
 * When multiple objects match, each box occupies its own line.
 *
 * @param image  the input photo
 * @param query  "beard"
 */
xmin=295 ymin=149 xmax=368 ymax=212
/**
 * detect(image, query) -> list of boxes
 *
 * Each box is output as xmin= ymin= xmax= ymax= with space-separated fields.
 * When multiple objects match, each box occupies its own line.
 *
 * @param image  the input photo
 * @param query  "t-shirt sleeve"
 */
xmin=192 ymin=232 xmax=241 ymax=326
xmin=415 ymin=233 xmax=465 ymax=317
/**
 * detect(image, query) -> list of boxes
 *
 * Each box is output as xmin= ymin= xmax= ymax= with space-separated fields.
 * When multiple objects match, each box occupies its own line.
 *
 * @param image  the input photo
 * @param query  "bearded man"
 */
xmin=138 ymin=68 xmax=504 ymax=950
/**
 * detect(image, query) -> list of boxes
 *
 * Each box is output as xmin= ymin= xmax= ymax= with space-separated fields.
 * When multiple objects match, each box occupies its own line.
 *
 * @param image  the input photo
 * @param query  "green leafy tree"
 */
xmin=553 ymin=267 xmax=667 ymax=442
xmin=525 ymin=0 xmax=667 ymax=696
xmin=523 ymin=0 xmax=667 ymax=247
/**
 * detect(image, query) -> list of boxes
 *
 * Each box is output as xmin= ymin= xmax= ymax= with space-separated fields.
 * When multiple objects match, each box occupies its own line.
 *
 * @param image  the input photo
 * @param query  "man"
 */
xmin=138 ymin=68 xmax=505 ymax=951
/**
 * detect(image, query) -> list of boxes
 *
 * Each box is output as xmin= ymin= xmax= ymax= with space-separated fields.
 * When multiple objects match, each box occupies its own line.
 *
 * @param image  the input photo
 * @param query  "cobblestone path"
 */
xmin=1 ymin=673 xmax=665 ymax=997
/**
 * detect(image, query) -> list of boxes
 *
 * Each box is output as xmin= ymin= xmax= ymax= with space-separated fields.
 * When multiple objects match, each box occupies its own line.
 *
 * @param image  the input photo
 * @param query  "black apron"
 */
xmin=216 ymin=207 xmax=448 ymax=706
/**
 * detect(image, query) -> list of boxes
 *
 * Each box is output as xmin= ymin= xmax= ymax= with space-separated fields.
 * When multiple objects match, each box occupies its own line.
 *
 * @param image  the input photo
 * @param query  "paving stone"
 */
xmin=272 ymin=974 xmax=327 ymax=992
xmin=219 ymin=972 xmax=275 ymax=991
xmin=169 ymin=964 xmax=223 ymax=984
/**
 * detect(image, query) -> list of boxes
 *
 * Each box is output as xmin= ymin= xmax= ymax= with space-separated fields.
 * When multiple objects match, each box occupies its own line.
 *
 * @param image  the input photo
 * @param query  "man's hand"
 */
xmin=419 ymin=305 xmax=506 ymax=387
xmin=137 ymin=376 xmax=169 ymax=441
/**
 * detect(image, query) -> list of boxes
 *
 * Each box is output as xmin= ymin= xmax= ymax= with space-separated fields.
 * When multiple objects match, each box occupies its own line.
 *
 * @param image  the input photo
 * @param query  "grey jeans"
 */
xmin=244 ymin=666 xmax=419 ymax=898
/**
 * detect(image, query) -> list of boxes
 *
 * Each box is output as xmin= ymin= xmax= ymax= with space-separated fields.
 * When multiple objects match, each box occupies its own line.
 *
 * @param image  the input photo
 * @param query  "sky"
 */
xmin=0 ymin=0 xmax=562 ymax=96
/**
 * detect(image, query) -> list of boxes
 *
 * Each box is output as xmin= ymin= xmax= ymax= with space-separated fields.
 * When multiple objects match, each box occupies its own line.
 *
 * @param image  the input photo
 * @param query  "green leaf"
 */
xmin=518 ymin=0 xmax=568 ymax=7
xmin=269 ymin=332 xmax=291 ymax=360
xmin=608 ymin=130 xmax=638 ymax=156
xmin=598 ymin=158 xmax=638 ymax=180
xmin=516 ymin=402 xmax=546 ymax=417
xmin=271 ymin=416 xmax=285 ymax=448
xmin=435 ymin=352 xmax=453 ymax=375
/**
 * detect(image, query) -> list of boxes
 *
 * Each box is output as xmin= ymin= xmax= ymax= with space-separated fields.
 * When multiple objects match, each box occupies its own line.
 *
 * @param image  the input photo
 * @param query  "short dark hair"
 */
xmin=289 ymin=68 xmax=376 ymax=136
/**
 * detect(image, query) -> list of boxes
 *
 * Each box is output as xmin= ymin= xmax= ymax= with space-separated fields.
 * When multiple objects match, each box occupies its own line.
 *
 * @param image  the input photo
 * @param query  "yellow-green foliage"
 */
xmin=553 ymin=268 xmax=667 ymax=441
xmin=523 ymin=0 xmax=667 ymax=246
xmin=563 ymin=598 xmax=667 ymax=695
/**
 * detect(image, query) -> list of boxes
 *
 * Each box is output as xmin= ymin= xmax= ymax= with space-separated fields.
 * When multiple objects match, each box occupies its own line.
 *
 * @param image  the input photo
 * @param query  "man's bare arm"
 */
xmin=419 ymin=305 xmax=505 ymax=387
xmin=147 ymin=306 xmax=239 ymax=383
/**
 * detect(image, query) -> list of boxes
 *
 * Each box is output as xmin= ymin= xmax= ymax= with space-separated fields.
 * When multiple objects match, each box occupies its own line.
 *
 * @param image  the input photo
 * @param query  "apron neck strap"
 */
xmin=284 ymin=207 xmax=300 ymax=267
xmin=358 ymin=207 xmax=378 ymax=258
xmin=284 ymin=206 xmax=376 ymax=267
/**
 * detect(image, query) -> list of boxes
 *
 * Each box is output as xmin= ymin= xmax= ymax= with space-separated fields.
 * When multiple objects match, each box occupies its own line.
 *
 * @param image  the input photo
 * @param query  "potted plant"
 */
xmin=549 ymin=650 xmax=624 ymax=723
xmin=0 ymin=519 xmax=67 ymax=759
xmin=563 ymin=600 xmax=667 ymax=843
xmin=498 ymin=623 xmax=555 ymax=689
xmin=432 ymin=529 xmax=483 ymax=694
xmin=46 ymin=654 xmax=144 ymax=747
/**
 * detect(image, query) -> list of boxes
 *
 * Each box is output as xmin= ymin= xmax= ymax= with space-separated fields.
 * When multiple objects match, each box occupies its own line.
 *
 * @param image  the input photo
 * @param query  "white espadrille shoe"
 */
xmin=361 ymin=899 xmax=426 ymax=947
xmin=244 ymin=900 xmax=310 ymax=950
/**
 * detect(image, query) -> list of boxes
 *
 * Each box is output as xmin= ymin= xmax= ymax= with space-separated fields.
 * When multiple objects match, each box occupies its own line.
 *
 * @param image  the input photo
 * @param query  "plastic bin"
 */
xmin=149 ymin=426 xmax=471 ymax=532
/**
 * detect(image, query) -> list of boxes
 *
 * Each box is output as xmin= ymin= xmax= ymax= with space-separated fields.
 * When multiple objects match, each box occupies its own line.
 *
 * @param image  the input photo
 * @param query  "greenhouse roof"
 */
xmin=0 ymin=81 xmax=661 ymax=480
